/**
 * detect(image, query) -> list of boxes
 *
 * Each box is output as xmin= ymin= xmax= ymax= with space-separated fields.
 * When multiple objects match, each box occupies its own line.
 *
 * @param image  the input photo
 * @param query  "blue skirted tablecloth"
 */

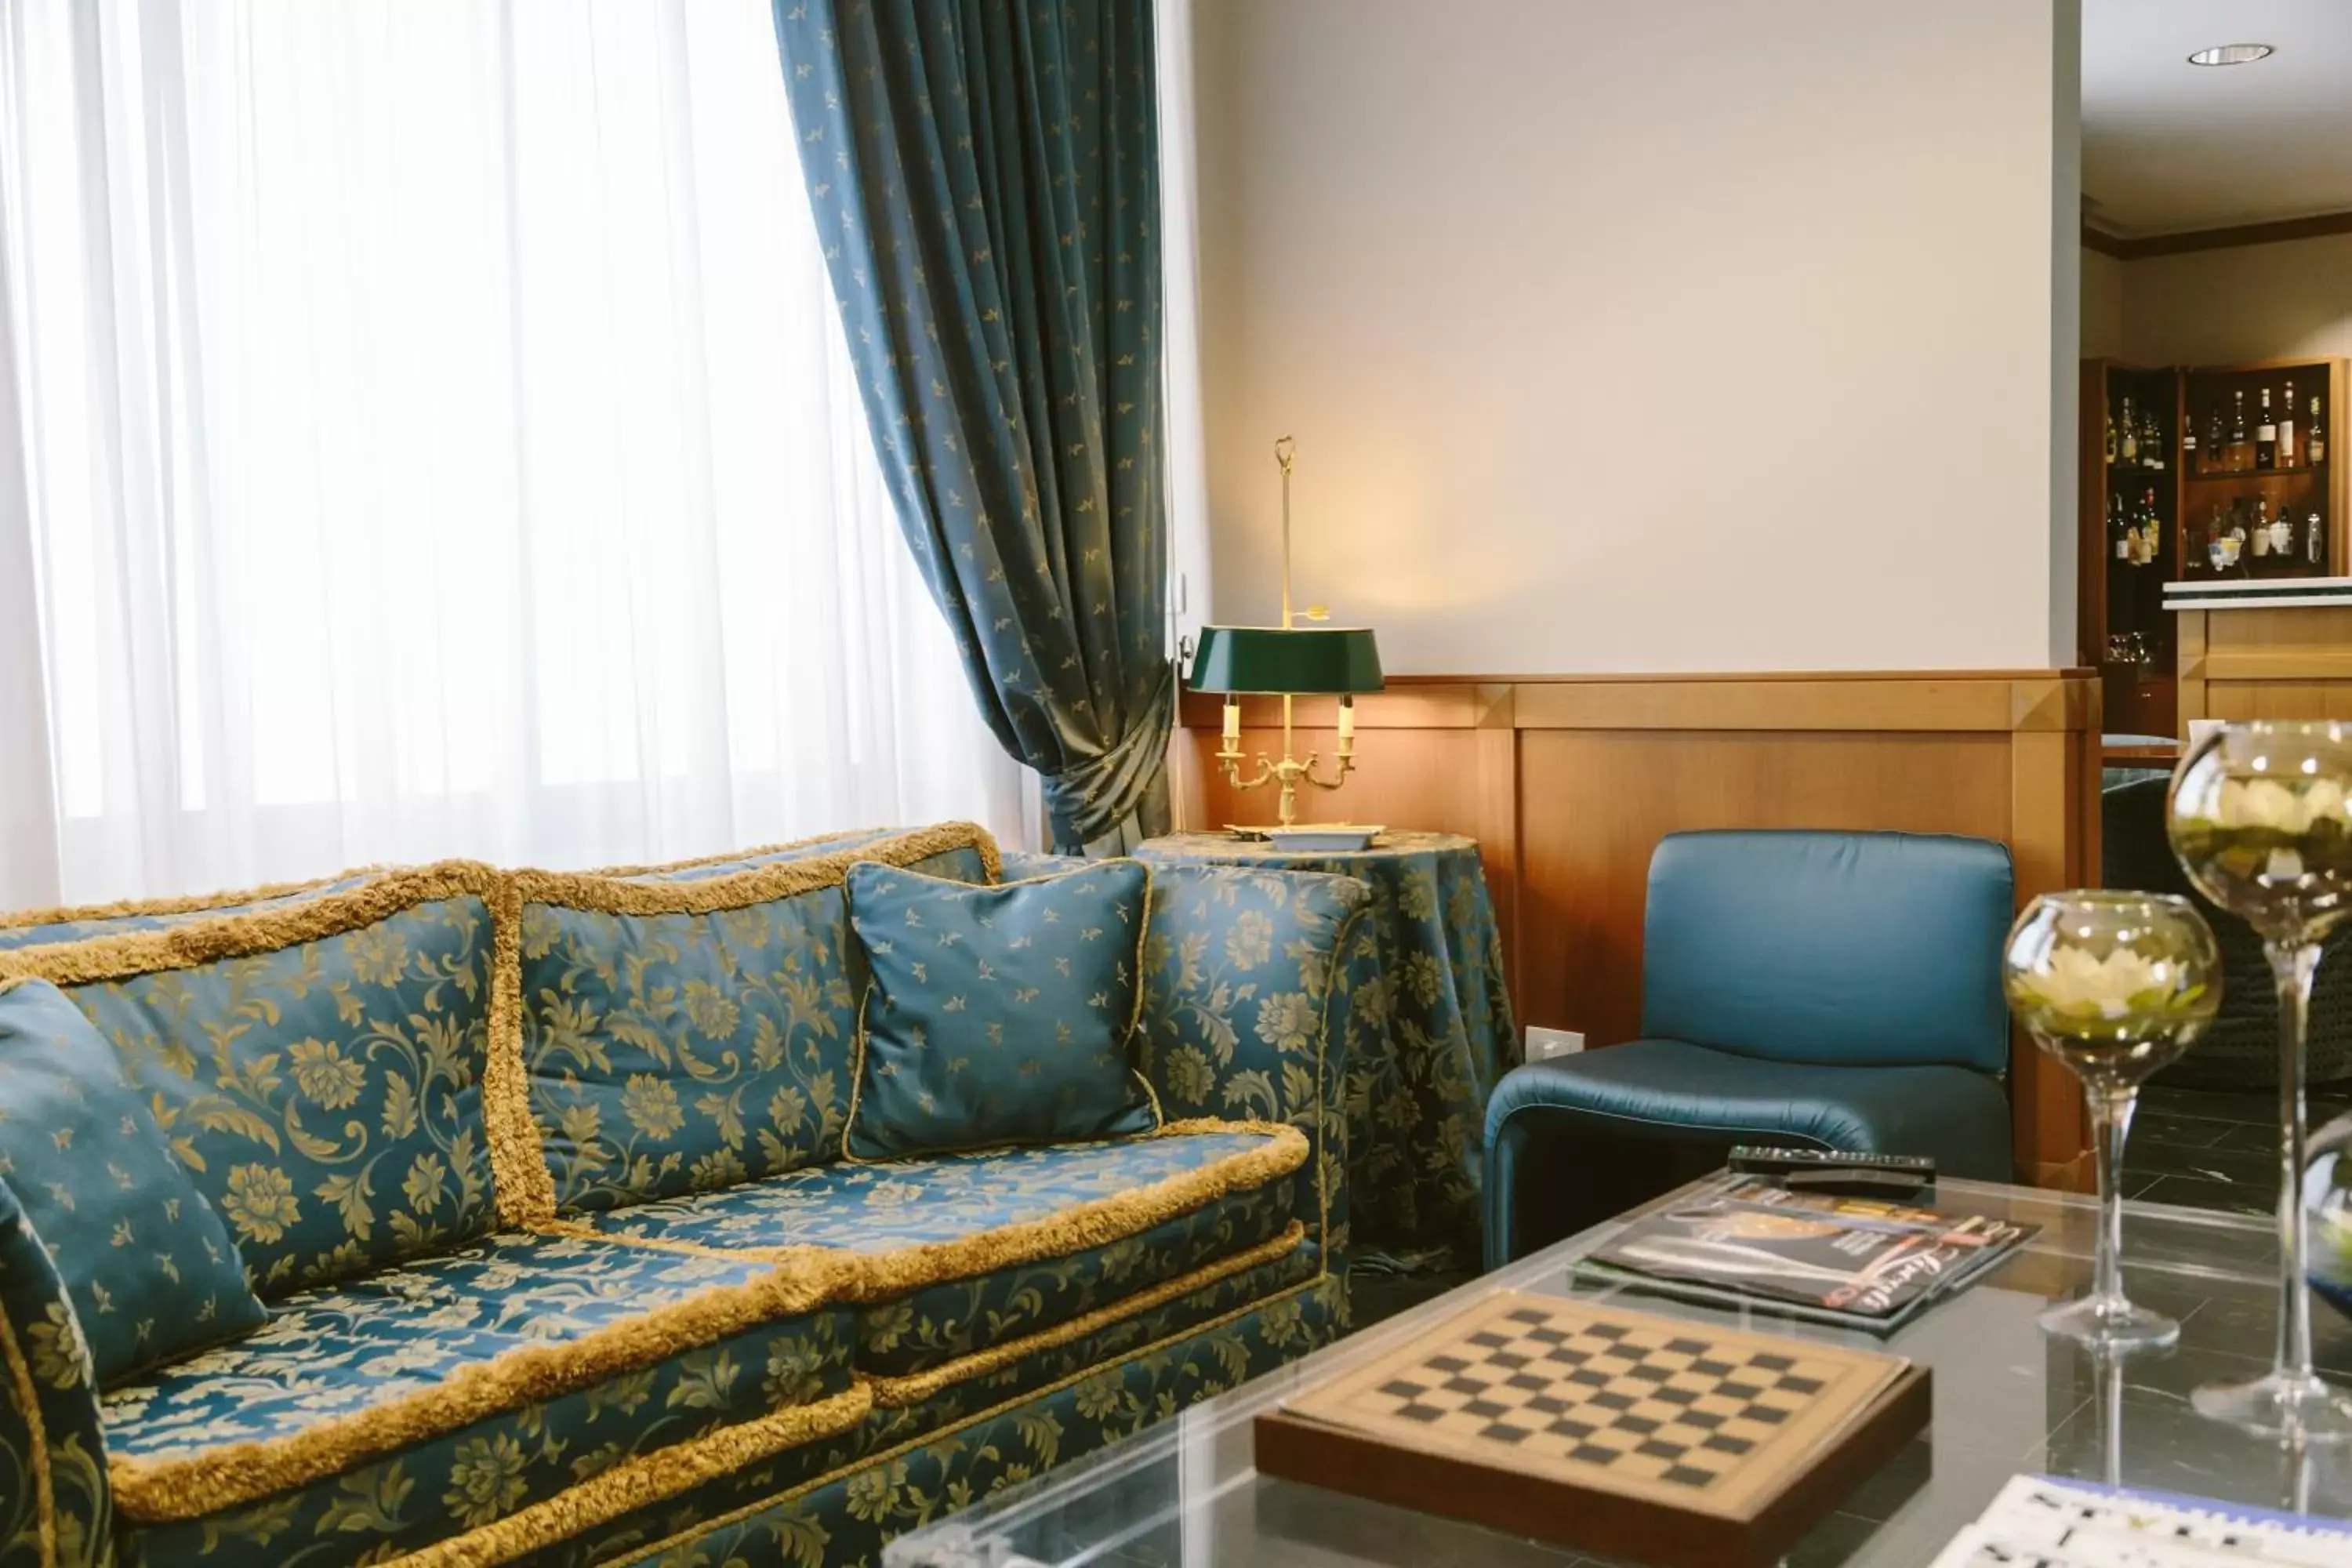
xmin=1137 ymin=830 xmax=1515 ymax=1271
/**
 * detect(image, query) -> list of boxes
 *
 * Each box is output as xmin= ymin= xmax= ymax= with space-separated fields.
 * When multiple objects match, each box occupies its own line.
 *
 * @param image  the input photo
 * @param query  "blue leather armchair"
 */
xmin=1482 ymin=829 xmax=2016 ymax=1269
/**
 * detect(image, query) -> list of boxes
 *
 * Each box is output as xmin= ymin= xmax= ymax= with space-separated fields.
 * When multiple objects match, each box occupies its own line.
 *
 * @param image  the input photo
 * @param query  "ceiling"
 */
xmin=2082 ymin=0 xmax=2352 ymax=237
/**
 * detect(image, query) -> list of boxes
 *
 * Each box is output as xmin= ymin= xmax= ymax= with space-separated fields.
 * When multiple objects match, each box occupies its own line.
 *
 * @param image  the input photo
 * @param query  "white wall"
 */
xmin=1192 ymin=0 xmax=2082 ymax=674
xmin=2118 ymin=233 xmax=2352 ymax=367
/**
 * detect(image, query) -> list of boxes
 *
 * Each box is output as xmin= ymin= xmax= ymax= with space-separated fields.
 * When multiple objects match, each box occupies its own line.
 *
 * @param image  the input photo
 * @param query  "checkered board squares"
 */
xmin=1361 ymin=1318 xmax=1833 ymax=1488
xmin=1282 ymin=1292 xmax=1910 ymax=1519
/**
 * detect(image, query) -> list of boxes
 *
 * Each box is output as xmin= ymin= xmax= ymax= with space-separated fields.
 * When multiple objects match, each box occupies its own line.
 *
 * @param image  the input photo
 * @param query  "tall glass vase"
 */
xmin=2005 ymin=892 xmax=2219 ymax=1350
xmin=2170 ymin=720 xmax=2352 ymax=1438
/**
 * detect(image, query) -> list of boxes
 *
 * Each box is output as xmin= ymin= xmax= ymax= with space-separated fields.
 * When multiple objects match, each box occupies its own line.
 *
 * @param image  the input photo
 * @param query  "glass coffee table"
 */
xmin=887 ymin=1175 xmax=2352 ymax=1567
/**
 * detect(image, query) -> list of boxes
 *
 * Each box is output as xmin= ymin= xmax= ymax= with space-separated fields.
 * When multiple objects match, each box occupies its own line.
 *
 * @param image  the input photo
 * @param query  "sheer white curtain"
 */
xmin=0 ymin=0 xmax=1029 ymax=909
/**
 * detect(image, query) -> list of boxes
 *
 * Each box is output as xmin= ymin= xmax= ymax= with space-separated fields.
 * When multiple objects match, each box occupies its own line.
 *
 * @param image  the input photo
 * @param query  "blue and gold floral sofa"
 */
xmin=0 ymin=823 xmax=1373 ymax=1567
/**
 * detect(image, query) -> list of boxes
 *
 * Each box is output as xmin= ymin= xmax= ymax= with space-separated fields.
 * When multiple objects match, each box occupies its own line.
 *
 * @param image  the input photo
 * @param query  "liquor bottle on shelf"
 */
xmin=2270 ymin=499 xmax=2294 ymax=557
xmin=2231 ymin=390 xmax=2250 ymax=470
xmin=2182 ymin=411 xmax=2198 ymax=467
xmin=2111 ymin=494 xmax=2128 ymax=561
xmin=2313 ymin=396 xmax=2328 ymax=465
xmin=2253 ymin=496 xmax=2272 ymax=557
xmin=2280 ymin=383 xmax=2299 ymax=467
xmin=2145 ymin=488 xmax=2164 ymax=564
xmin=2104 ymin=405 xmax=2118 ymax=465
xmin=2121 ymin=397 xmax=2140 ymax=464
xmin=2142 ymin=406 xmax=2165 ymax=470
xmin=2206 ymin=405 xmax=2227 ymax=474
xmin=2310 ymin=510 xmax=2327 ymax=566
xmin=2257 ymin=388 xmax=2278 ymax=470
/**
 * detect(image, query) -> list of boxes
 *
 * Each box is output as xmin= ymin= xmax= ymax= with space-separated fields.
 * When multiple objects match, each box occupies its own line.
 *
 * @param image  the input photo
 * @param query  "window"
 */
xmin=0 ymin=0 xmax=1025 ymax=904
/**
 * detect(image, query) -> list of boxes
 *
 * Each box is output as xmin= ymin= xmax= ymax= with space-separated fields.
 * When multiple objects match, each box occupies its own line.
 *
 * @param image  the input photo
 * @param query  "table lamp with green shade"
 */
xmin=1186 ymin=437 xmax=1385 ymax=833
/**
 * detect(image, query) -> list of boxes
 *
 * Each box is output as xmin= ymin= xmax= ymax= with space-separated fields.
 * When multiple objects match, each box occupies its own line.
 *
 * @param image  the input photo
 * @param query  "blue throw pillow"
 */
xmin=844 ymin=858 xmax=1160 ymax=1158
xmin=0 ymin=978 xmax=268 ymax=1385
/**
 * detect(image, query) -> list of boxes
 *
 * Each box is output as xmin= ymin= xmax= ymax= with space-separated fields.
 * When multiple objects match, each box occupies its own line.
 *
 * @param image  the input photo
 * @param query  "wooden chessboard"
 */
xmin=1255 ymin=1291 xmax=1931 ymax=1568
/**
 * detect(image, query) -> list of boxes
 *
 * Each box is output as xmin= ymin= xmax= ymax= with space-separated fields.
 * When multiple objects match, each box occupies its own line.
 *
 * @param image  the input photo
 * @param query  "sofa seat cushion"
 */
xmin=1484 ymin=1038 xmax=2013 ymax=1181
xmin=562 ymin=1123 xmax=1313 ymax=1376
xmin=100 ymin=1229 xmax=862 ymax=1561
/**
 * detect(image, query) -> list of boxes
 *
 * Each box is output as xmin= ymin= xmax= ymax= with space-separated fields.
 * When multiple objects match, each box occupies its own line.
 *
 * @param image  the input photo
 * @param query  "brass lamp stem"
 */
xmin=1275 ymin=434 xmax=1296 ymax=631
xmin=1212 ymin=435 xmax=1356 ymax=828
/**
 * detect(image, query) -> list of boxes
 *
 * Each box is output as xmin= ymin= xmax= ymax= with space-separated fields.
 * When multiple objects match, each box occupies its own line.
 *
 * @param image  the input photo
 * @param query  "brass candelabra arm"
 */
xmin=1215 ymin=748 xmax=1279 ymax=793
xmin=1214 ymin=743 xmax=1358 ymax=829
xmin=1296 ymin=750 xmax=1359 ymax=793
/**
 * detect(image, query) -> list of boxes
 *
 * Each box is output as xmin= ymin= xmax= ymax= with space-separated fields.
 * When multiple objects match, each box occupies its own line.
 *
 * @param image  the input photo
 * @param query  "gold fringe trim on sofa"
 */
xmin=865 ymin=1221 xmax=1307 ymax=1408
xmin=0 ymin=1300 xmax=57 ymax=1568
xmin=506 ymin=822 xmax=1002 ymax=920
xmin=107 ymin=1246 xmax=844 ymax=1523
xmin=375 ymin=1235 xmax=1321 ymax=1568
xmin=0 ymin=863 xmax=391 ymax=934
xmin=0 ymin=862 xmax=506 ymax=986
xmin=584 ymin=826 xmax=880 ymax=879
xmin=482 ymin=875 xmax=555 ymax=1229
xmin=554 ymin=1121 xmax=1308 ymax=1302
xmin=379 ymin=1384 xmax=873 ymax=1568
xmin=604 ymin=1272 xmax=1329 ymax=1568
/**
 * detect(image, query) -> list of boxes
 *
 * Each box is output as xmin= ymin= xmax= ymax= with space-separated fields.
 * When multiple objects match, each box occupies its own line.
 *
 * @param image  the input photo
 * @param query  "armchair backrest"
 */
xmin=1639 ymin=829 xmax=2013 ymax=1074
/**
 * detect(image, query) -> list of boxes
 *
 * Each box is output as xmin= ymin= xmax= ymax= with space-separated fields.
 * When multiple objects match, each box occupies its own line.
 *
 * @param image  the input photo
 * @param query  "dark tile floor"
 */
xmin=2125 ymin=1080 xmax=2352 ymax=1214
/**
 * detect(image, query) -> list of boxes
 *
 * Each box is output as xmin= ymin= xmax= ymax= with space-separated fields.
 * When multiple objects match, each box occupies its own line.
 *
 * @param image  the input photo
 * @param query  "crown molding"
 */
xmin=2085 ymin=209 xmax=2352 ymax=261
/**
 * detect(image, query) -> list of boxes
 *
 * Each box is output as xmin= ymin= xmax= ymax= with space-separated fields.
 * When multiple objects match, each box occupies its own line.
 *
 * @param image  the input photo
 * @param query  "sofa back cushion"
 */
xmin=0 ymin=868 xmax=385 ymax=953
xmin=0 ymin=978 xmax=269 ymax=1385
xmin=843 ymin=858 xmax=1158 ymax=1159
xmin=516 ymin=822 xmax=999 ymax=1214
xmin=0 ymin=864 xmax=508 ymax=1298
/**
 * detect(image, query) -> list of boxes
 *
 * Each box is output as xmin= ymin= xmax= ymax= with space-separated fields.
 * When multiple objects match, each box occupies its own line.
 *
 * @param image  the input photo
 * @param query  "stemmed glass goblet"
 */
xmin=2005 ymin=891 xmax=2220 ymax=1351
xmin=2169 ymin=720 xmax=2352 ymax=1437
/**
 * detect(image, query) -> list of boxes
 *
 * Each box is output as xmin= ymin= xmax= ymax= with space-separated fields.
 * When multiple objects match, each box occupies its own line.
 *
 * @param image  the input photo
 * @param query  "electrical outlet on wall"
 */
xmin=1526 ymin=1027 xmax=1584 ymax=1062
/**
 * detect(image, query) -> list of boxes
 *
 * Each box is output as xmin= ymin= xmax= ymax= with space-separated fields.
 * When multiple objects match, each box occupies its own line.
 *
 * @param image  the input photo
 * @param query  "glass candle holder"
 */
xmin=2306 ymin=1112 xmax=2352 ymax=1326
xmin=2170 ymin=720 xmax=2352 ymax=1438
xmin=2005 ymin=891 xmax=2219 ymax=1351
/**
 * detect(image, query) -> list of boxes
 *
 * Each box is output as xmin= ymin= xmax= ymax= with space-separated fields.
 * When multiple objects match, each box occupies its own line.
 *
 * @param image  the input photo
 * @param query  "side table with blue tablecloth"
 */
xmin=1135 ymin=830 xmax=1516 ymax=1272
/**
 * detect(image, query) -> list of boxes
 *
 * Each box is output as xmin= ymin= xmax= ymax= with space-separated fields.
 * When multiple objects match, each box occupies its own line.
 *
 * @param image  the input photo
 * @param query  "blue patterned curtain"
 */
xmin=771 ymin=0 xmax=1171 ymax=855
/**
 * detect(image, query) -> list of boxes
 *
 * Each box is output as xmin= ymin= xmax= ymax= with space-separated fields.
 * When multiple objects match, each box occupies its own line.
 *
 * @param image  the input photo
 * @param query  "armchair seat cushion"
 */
xmin=1485 ymin=1038 xmax=2013 ymax=1180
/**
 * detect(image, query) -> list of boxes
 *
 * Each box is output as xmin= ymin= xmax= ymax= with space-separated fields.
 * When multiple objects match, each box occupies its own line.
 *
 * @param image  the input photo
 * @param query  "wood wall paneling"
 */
xmin=1176 ymin=672 xmax=2102 ymax=1188
xmin=2178 ymin=606 xmax=2352 ymax=724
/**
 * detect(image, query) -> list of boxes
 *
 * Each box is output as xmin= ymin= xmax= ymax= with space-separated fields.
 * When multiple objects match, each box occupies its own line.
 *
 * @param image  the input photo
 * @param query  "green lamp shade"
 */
xmin=1188 ymin=625 xmax=1384 ymax=695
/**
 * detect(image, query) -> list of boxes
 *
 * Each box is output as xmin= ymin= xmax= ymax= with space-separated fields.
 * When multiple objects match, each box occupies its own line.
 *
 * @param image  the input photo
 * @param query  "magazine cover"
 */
xmin=1580 ymin=1178 xmax=2036 ymax=1324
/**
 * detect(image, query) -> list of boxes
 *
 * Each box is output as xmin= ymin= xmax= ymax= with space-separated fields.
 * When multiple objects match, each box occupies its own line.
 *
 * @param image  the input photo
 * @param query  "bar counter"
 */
xmin=2165 ymin=578 xmax=2352 ymax=726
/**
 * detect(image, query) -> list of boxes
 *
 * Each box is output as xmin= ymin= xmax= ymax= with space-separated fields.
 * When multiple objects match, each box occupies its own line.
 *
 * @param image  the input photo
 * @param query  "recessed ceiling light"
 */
xmin=2187 ymin=42 xmax=2274 ymax=66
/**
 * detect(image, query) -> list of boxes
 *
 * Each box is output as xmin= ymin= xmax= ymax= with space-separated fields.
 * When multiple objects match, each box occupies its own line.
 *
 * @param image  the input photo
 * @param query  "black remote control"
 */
xmin=1726 ymin=1145 xmax=1936 ymax=1198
